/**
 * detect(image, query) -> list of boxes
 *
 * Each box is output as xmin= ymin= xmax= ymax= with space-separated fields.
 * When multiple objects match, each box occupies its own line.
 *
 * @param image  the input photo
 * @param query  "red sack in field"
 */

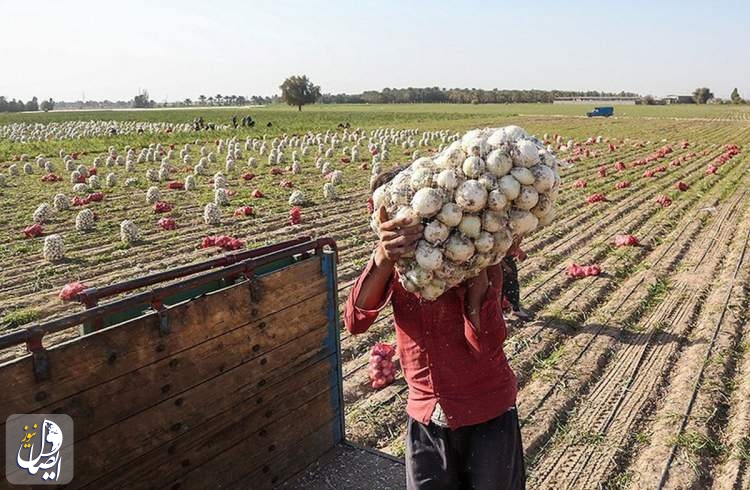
xmin=676 ymin=181 xmax=689 ymax=192
xmin=41 ymin=173 xmax=62 ymax=182
xmin=270 ymin=167 xmax=284 ymax=175
xmin=613 ymin=234 xmax=639 ymax=247
xmin=615 ymin=161 xmax=626 ymax=171
xmin=167 ymin=181 xmax=185 ymax=190
xmin=573 ymin=179 xmax=588 ymax=188
xmin=153 ymin=201 xmax=172 ymax=213
xmin=233 ymin=206 xmax=253 ymax=217
xmin=279 ymin=180 xmax=294 ymax=189
xmin=289 ymin=206 xmax=302 ymax=225
xmin=369 ymin=342 xmax=397 ymax=390
xmin=158 ymin=217 xmax=177 ymax=230
xmin=598 ymin=166 xmax=607 ymax=178
xmin=586 ymin=193 xmax=608 ymax=204
xmin=201 ymin=235 xmax=244 ymax=251
xmin=655 ymin=195 xmax=672 ymax=207
xmin=252 ymin=189 xmax=264 ymax=198
xmin=87 ymin=192 xmax=104 ymax=202
xmin=705 ymin=165 xmax=718 ymax=175
xmin=242 ymin=173 xmax=256 ymax=181
xmin=23 ymin=223 xmax=43 ymax=238
xmin=59 ymin=281 xmax=87 ymax=301
xmin=567 ymin=263 xmax=602 ymax=279
xmin=615 ymin=181 xmax=631 ymax=189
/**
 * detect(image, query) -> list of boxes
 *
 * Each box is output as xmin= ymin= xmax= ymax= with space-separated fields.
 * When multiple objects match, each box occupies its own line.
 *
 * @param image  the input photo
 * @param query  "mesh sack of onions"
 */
xmin=370 ymin=125 xmax=561 ymax=301
xmin=369 ymin=342 xmax=397 ymax=390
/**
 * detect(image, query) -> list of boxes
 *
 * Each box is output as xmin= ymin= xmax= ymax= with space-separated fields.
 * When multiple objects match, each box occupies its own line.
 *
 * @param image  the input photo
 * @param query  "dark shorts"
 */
xmin=406 ymin=408 xmax=526 ymax=490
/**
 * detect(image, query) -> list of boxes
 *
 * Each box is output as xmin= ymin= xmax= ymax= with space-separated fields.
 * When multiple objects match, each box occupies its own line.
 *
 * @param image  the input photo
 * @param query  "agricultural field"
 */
xmin=2 ymin=103 xmax=750 ymax=489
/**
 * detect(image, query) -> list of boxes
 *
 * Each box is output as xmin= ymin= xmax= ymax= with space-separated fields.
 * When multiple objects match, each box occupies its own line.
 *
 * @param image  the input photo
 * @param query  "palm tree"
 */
xmin=198 ymin=95 xmax=206 ymax=106
xmin=207 ymin=96 xmax=215 ymax=106
xmin=215 ymin=94 xmax=223 ymax=106
xmin=183 ymin=98 xmax=192 ymax=106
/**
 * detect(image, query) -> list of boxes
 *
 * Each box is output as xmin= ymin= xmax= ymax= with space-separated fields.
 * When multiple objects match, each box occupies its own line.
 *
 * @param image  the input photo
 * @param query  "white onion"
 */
xmin=412 ymin=188 xmax=443 ymax=218
xmin=509 ymin=208 xmax=539 ymax=236
xmin=510 ymin=167 xmax=535 ymax=186
xmin=486 ymin=149 xmax=513 ymax=177
xmin=488 ymin=189 xmax=509 ymax=211
xmin=515 ymin=139 xmax=540 ymax=167
xmin=444 ymin=234 xmax=475 ymax=263
xmin=530 ymin=164 xmax=555 ymax=193
xmin=424 ymin=219 xmax=450 ymax=244
xmin=436 ymin=169 xmax=459 ymax=190
xmin=462 ymin=156 xmax=485 ymax=178
xmin=436 ymin=202 xmax=463 ymax=227
xmin=482 ymin=210 xmax=507 ymax=232
xmin=515 ymin=186 xmax=539 ymax=210
xmin=475 ymin=232 xmax=494 ymax=253
xmin=455 ymin=180 xmax=488 ymax=212
xmin=458 ymin=215 xmax=481 ymax=239
xmin=498 ymin=175 xmax=521 ymax=200
xmin=415 ymin=241 xmax=443 ymax=271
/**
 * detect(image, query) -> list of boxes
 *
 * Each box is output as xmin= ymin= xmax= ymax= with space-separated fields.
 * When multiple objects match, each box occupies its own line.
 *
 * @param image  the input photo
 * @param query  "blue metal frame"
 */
xmin=322 ymin=249 xmax=345 ymax=445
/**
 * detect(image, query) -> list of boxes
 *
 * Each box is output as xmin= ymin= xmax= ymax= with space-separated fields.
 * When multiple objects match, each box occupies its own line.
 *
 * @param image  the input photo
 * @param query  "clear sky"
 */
xmin=1 ymin=0 xmax=748 ymax=102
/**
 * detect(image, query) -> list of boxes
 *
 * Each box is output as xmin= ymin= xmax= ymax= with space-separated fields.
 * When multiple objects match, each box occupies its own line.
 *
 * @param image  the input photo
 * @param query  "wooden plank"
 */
xmin=82 ymin=352 xmax=337 ymax=489
xmin=181 ymin=389 xmax=339 ymax=489
xmin=63 ymin=293 xmax=330 ymax=487
xmin=39 ymin=291 xmax=330 ymax=445
xmin=0 ymin=257 xmax=325 ymax=421
xmin=6 ymin=293 xmax=331 ymax=486
xmin=232 ymin=419 xmax=341 ymax=490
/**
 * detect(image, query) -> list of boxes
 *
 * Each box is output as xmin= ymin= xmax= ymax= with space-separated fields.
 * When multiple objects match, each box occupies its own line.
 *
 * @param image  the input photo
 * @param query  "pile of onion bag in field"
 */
xmin=371 ymin=125 xmax=562 ymax=300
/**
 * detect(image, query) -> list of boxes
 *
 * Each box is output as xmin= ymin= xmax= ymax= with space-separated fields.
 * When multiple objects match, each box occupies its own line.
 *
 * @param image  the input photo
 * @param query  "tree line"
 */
xmin=319 ymin=87 xmax=640 ymax=104
xmin=0 ymin=96 xmax=55 ymax=113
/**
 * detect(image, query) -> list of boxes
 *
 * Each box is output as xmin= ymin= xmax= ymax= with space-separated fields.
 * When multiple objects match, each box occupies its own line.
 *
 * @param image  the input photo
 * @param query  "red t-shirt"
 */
xmin=343 ymin=258 xmax=518 ymax=429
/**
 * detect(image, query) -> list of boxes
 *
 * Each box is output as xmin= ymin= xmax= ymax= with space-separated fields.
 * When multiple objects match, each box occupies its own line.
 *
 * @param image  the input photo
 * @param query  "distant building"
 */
xmin=553 ymin=96 xmax=639 ymax=105
xmin=663 ymin=95 xmax=695 ymax=104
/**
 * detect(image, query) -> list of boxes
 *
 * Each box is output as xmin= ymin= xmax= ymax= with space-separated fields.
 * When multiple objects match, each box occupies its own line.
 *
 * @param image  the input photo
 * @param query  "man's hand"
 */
xmin=375 ymin=206 xmax=423 ymax=265
xmin=356 ymin=206 xmax=422 ymax=310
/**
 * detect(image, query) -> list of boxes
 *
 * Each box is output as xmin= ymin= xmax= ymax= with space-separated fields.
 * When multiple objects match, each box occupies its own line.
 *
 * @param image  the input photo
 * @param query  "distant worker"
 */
xmin=266 ymin=121 xmax=273 ymax=128
xmin=231 ymin=115 xmax=238 ymax=129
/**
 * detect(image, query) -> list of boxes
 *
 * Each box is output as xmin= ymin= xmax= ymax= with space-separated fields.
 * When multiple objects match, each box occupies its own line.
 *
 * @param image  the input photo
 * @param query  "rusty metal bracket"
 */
xmin=152 ymin=299 xmax=170 ymax=336
xmin=248 ymin=279 xmax=262 ymax=303
xmin=242 ymin=264 xmax=262 ymax=304
xmin=26 ymin=327 xmax=50 ymax=382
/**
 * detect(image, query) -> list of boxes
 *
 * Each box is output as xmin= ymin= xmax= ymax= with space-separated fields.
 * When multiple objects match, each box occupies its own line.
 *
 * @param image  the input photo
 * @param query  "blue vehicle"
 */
xmin=587 ymin=106 xmax=614 ymax=117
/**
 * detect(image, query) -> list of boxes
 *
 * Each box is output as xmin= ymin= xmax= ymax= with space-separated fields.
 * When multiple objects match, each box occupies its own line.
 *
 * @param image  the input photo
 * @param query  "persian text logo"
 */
xmin=5 ymin=414 xmax=74 ymax=485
